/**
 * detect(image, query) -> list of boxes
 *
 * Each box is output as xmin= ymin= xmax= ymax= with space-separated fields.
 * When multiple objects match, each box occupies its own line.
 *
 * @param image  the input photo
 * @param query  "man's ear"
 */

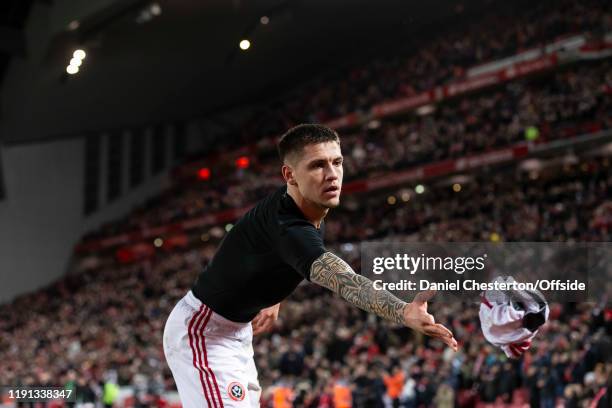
xmin=282 ymin=164 xmax=298 ymax=186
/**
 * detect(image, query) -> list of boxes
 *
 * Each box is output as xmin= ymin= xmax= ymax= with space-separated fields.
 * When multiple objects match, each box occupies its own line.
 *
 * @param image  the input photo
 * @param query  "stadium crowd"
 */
xmin=1 ymin=0 xmax=611 ymax=406
xmin=1 ymin=154 xmax=610 ymax=407
xmin=242 ymin=0 xmax=612 ymax=135
xmin=84 ymin=60 xmax=612 ymax=240
xmin=78 ymin=0 xmax=612 ymax=241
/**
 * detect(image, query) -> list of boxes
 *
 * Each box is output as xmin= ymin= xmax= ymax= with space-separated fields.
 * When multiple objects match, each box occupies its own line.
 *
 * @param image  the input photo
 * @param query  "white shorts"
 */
xmin=163 ymin=291 xmax=261 ymax=408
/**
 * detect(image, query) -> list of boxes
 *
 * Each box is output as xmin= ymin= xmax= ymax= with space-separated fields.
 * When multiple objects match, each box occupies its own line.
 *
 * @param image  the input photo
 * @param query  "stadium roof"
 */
xmin=0 ymin=0 xmax=513 ymax=144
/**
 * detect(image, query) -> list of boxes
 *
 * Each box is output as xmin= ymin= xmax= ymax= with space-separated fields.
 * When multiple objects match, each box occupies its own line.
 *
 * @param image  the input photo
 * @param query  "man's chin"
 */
xmin=321 ymin=198 xmax=340 ymax=209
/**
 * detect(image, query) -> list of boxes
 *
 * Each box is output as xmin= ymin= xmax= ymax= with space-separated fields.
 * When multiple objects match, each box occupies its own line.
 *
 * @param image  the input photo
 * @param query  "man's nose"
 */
xmin=325 ymin=163 xmax=339 ymax=180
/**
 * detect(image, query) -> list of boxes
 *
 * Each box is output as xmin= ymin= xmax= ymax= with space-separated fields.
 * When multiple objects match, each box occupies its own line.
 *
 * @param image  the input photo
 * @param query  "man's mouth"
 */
xmin=323 ymin=186 xmax=340 ymax=194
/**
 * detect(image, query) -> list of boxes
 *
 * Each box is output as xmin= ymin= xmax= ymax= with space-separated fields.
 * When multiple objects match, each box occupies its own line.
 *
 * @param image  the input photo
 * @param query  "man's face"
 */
xmin=287 ymin=141 xmax=343 ymax=209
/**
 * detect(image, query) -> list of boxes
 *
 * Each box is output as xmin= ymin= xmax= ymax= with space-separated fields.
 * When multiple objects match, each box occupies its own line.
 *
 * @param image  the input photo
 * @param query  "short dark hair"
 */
xmin=277 ymin=124 xmax=340 ymax=163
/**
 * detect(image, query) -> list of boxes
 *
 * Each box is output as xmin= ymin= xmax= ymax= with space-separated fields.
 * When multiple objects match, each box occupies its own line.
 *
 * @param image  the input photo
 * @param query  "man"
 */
xmin=163 ymin=124 xmax=457 ymax=408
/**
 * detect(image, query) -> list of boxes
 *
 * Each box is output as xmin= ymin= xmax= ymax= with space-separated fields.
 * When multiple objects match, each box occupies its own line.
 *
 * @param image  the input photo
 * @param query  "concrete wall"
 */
xmin=0 ymin=138 xmax=85 ymax=303
xmin=0 ymin=127 xmax=185 ymax=303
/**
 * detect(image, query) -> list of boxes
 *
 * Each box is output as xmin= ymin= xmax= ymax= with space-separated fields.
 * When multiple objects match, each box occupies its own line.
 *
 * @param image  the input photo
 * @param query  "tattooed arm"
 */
xmin=310 ymin=251 xmax=407 ymax=324
xmin=310 ymin=252 xmax=458 ymax=350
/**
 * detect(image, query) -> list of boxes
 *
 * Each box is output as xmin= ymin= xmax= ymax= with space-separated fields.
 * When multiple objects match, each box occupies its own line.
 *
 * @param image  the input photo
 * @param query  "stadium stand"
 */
xmin=1 ymin=154 xmax=610 ymax=407
xmin=74 ymin=58 xmax=611 ymax=247
xmin=1 ymin=0 xmax=611 ymax=407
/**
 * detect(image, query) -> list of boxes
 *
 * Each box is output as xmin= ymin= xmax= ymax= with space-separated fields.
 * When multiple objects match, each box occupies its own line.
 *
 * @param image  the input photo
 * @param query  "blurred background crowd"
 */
xmin=0 ymin=0 xmax=611 ymax=407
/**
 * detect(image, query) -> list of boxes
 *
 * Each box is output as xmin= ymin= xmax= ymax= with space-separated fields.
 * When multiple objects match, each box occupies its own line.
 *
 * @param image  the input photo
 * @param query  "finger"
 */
xmin=423 ymin=324 xmax=448 ymax=339
xmin=449 ymin=337 xmax=458 ymax=352
xmin=262 ymin=320 xmax=274 ymax=332
xmin=251 ymin=317 xmax=264 ymax=334
xmin=423 ymin=312 xmax=435 ymax=325
xmin=432 ymin=322 xmax=453 ymax=338
xmin=423 ymin=323 xmax=454 ymax=340
xmin=252 ymin=320 xmax=267 ymax=335
xmin=440 ymin=335 xmax=458 ymax=351
xmin=413 ymin=290 xmax=437 ymax=306
xmin=424 ymin=325 xmax=458 ymax=351
xmin=253 ymin=316 xmax=274 ymax=335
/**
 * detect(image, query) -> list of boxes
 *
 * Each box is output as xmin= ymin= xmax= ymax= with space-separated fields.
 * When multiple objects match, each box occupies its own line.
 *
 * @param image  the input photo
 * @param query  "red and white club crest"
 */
xmin=228 ymin=382 xmax=245 ymax=401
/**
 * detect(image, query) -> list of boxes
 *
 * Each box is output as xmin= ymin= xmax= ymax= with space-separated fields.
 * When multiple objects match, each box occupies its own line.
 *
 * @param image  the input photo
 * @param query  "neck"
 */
xmin=287 ymin=185 xmax=328 ymax=229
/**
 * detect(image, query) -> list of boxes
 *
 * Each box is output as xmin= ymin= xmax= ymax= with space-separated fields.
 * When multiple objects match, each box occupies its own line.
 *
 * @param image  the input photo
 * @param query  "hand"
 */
xmin=252 ymin=303 xmax=280 ymax=336
xmin=403 ymin=290 xmax=458 ymax=351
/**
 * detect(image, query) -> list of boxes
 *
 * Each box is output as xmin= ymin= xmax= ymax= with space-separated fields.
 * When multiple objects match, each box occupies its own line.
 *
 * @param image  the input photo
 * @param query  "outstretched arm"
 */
xmin=310 ymin=252 xmax=458 ymax=350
